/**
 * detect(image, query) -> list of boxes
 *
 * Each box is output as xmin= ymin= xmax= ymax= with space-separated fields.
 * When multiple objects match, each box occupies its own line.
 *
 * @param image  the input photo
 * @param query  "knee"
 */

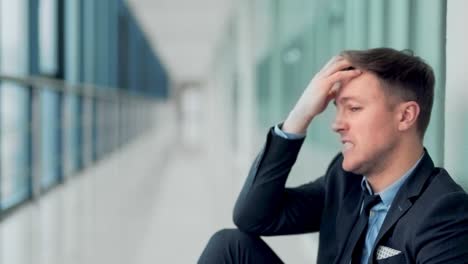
xmin=199 ymin=229 xmax=265 ymax=263
xmin=207 ymin=228 xmax=257 ymax=249
xmin=199 ymin=229 xmax=243 ymax=263
xmin=209 ymin=228 xmax=245 ymax=245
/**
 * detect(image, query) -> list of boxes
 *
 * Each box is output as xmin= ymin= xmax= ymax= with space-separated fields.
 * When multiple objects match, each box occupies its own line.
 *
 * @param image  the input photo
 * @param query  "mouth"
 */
xmin=341 ymin=141 xmax=354 ymax=153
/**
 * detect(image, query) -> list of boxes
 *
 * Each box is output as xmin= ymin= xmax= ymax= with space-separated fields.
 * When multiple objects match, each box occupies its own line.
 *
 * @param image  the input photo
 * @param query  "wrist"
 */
xmin=283 ymin=111 xmax=314 ymax=134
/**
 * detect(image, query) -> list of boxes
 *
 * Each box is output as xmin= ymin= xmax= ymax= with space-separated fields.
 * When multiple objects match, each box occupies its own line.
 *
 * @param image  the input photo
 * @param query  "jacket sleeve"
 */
xmin=414 ymin=191 xmax=468 ymax=263
xmin=233 ymin=128 xmax=333 ymax=236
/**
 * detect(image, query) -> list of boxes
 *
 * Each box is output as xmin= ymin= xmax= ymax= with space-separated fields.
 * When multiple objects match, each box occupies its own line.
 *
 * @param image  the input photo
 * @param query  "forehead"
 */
xmin=335 ymin=72 xmax=385 ymax=103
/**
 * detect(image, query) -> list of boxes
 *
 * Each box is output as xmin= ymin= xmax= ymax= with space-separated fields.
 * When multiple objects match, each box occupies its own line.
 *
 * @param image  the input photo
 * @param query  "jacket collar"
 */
xmin=397 ymin=148 xmax=435 ymax=199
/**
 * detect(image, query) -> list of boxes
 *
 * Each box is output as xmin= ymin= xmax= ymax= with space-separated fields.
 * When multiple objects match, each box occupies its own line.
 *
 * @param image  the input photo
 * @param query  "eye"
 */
xmin=349 ymin=106 xmax=362 ymax=112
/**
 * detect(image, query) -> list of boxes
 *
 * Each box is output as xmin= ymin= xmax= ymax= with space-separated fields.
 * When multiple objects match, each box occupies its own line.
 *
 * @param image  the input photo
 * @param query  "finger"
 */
xmin=326 ymin=89 xmax=338 ymax=103
xmin=327 ymin=81 xmax=341 ymax=94
xmin=326 ymin=82 xmax=343 ymax=100
xmin=323 ymin=59 xmax=354 ymax=76
xmin=319 ymin=56 xmax=344 ymax=75
xmin=324 ymin=69 xmax=362 ymax=96
xmin=325 ymin=84 xmax=340 ymax=104
xmin=328 ymin=69 xmax=362 ymax=85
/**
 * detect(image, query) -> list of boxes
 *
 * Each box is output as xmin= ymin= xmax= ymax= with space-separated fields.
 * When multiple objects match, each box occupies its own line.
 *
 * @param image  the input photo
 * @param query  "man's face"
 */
xmin=332 ymin=72 xmax=401 ymax=175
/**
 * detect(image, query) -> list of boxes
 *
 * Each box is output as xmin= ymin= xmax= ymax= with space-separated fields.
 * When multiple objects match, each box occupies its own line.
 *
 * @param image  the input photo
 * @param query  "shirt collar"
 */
xmin=361 ymin=152 xmax=425 ymax=208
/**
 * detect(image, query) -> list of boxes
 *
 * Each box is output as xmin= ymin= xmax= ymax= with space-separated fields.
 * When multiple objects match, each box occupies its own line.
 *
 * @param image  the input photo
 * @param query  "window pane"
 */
xmin=39 ymin=0 xmax=58 ymax=74
xmin=40 ymin=90 xmax=61 ymax=189
xmin=0 ymin=0 xmax=30 ymax=209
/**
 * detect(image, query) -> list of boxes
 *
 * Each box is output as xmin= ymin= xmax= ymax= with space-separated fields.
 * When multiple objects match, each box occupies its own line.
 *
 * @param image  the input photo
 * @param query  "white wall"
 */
xmin=444 ymin=0 xmax=468 ymax=189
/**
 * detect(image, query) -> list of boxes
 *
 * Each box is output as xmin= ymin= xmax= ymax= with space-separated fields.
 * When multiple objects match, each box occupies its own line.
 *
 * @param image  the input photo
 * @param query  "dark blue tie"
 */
xmin=342 ymin=192 xmax=381 ymax=264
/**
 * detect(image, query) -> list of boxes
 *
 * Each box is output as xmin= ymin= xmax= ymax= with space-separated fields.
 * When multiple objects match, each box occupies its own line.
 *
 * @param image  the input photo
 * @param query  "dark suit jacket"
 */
xmin=233 ymin=128 xmax=468 ymax=264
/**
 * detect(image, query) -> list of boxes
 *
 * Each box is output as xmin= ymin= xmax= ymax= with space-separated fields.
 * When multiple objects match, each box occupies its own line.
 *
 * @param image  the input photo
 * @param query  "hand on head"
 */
xmin=282 ymin=56 xmax=362 ymax=134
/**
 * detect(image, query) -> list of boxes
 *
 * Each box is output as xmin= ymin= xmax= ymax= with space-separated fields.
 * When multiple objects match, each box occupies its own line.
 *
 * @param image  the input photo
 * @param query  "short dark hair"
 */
xmin=341 ymin=47 xmax=435 ymax=139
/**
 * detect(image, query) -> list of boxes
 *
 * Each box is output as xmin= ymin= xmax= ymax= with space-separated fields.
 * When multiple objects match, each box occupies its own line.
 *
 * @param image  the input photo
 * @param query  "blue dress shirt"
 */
xmin=273 ymin=124 xmax=424 ymax=263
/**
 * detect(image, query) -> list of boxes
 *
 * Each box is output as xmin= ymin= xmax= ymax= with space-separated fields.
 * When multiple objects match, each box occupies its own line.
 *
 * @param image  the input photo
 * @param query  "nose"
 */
xmin=332 ymin=113 xmax=347 ymax=133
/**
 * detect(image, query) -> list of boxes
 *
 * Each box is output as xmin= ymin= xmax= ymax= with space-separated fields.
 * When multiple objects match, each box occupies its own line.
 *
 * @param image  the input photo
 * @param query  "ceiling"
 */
xmin=126 ymin=0 xmax=234 ymax=83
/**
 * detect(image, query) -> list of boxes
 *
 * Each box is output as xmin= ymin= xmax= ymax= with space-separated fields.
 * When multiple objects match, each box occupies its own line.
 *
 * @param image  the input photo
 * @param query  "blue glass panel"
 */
xmin=39 ymin=0 xmax=58 ymax=75
xmin=0 ymin=85 xmax=31 ymax=209
xmin=64 ymin=0 xmax=81 ymax=174
xmin=0 ymin=0 xmax=31 ymax=209
xmin=40 ymin=90 xmax=61 ymax=189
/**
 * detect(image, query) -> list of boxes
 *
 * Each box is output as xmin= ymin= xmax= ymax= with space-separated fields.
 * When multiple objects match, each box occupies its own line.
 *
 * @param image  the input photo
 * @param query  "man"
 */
xmin=199 ymin=48 xmax=468 ymax=263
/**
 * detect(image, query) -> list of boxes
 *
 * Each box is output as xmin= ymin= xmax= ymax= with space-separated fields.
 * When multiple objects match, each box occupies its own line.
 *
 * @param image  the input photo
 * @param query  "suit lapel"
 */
xmin=334 ymin=179 xmax=363 ymax=263
xmin=368 ymin=151 xmax=436 ymax=264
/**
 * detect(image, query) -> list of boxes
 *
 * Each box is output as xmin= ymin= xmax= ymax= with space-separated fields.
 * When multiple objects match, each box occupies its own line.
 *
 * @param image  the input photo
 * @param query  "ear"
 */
xmin=397 ymin=101 xmax=420 ymax=132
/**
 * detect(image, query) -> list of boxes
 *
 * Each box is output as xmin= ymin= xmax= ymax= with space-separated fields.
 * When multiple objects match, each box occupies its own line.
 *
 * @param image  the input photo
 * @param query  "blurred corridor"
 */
xmin=1 ymin=0 xmax=468 ymax=263
xmin=0 ymin=100 xmax=316 ymax=263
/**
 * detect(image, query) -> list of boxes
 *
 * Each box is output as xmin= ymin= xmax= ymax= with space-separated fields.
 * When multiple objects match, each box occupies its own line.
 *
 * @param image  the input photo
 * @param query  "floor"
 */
xmin=0 ymin=102 xmax=317 ymax=263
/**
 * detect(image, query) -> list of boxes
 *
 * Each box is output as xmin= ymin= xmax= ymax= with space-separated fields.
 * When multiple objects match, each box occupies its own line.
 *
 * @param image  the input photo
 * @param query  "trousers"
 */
xmin=198 ymin=228 xmax=284 ymax=264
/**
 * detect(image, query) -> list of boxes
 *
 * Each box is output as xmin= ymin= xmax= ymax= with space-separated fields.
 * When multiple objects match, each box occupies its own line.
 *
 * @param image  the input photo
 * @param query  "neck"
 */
xmin=366 ymin=138 xmax=424 ymax=193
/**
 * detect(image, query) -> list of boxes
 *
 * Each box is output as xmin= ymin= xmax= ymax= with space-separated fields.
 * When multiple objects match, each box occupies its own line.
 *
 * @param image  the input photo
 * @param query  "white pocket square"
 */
xmin=376 ymin=245 xmax=402 ymax=260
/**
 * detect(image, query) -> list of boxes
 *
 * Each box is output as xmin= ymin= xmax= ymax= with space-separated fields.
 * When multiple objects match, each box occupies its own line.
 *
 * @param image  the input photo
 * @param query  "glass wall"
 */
xmin=0 ymin=0 xmax=31 ymax=209
xmin=0 ymin=0 xmax=170 ymax=212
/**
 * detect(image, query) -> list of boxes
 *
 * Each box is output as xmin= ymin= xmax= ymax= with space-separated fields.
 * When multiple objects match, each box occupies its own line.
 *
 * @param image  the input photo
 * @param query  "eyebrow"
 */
xmin=333 ymin=96 xmax=362 ymax=106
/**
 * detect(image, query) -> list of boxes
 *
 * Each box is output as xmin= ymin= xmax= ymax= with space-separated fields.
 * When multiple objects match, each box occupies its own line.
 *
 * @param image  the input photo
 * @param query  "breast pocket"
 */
xmin=376 ymin=253 xmax=406 ymax=264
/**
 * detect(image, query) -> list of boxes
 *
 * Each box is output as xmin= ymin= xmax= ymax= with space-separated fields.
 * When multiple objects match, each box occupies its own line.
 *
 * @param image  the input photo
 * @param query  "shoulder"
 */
xmin=414 ymin=168 xmax=468 ymax=234
xmin=411 ymin=177 xmax=468 ymax=262
xmin=423 ymin=167 xmax=467 ymax=198
xmin=421 ymin=189 xmax=468 ymax=217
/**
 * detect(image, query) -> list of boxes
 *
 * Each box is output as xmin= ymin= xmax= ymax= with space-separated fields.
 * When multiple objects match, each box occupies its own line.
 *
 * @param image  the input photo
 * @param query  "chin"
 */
xmin=341 ymin=157 xmax=364 ymax=174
